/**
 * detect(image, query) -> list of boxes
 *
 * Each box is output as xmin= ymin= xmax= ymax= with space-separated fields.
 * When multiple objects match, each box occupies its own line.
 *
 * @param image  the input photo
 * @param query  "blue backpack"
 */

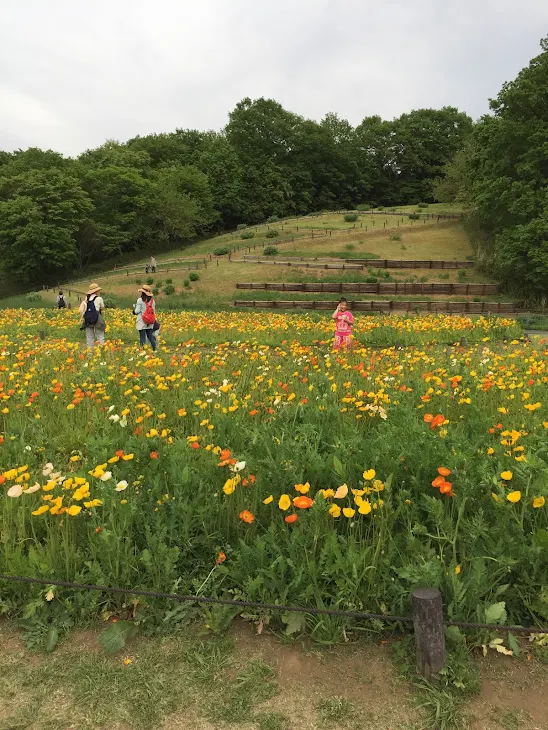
xmin=83 ymin=295 xmax=99 ymax=326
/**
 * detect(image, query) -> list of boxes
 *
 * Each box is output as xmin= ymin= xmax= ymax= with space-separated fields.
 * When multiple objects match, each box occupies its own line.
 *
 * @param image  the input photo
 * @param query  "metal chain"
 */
xmin=1 ymin=574 xmax=548 ymax=633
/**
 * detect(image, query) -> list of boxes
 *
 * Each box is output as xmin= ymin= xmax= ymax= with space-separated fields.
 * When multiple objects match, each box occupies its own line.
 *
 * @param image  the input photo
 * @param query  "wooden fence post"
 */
xmin=39 ymin=330 xmax=45 ymax=341
xmin=412 ymin=587 xmax=445 ymax=680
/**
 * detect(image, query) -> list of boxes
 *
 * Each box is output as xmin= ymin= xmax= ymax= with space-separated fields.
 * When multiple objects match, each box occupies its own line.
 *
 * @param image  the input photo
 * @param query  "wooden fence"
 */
xmin=237 ymin=282 xmax=499 ymax=295
xmin=234 ymin=300 xmax=521 ymax=314
xmin=238 ymin=257 xmax=475 ymax=270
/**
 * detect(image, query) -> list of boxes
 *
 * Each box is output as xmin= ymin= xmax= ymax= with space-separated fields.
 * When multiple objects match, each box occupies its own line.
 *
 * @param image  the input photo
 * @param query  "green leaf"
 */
xmin=281 ymin=612 xmax=306 ymax=636
xmin=98 ymin=620 xmax=138 ymax=655
xmin=181 ymin=465 xmax=190 ymax=484
xmin=507 ymin=632 xmax=520 ymax=657
xmin=45 ymin=627 xmax=58 ymax=653
xmin=333 ymin=456 xmax=344 ymax=477
xmin=533 ymin=529 xmax=548 ymax=551
xmin=485 ymin=601 xmax=507 ymax=626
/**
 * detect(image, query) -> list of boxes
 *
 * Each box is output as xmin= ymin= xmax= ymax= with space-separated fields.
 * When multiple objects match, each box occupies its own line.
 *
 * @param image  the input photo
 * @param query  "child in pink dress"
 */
xmin=332 ymin=298 xmax=354 ymax=350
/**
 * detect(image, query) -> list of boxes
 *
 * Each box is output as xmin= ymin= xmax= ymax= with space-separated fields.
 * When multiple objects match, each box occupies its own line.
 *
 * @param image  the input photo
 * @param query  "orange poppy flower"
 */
xmin=431 ymin=414 xmax=445 ymax=429
xmin=437 ymin=467 xmax=451 ymax=477
xmin=285 ymin=513 xmax=298 ymax=524
xmin=293 ymin=496 xmax=314 ymax=509
xmin=216 ymin=551 xmax=227 ymax=564
xmin=190 ymin=442 xmax=200 ymax=450
xmin=150 ymin=451 xmax=159 ymax=459
xmin=432 ymin=475 xmax=445 ymax=488
xmin=115 ymin=450 xmax=124 ymax=458
xmin=239 ymin=510 xmax=255 ymax=524
xmin=423 ymin=413 xmax=434 ymax=423
xmin=439 ymin=481 xmax=453 ymax=494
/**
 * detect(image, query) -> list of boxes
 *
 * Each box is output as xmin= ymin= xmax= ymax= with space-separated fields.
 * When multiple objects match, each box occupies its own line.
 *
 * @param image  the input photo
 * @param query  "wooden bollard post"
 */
xmin=412 ymin=587 xmax=445 ymax=680
xmin=39 ymin=330 xmax=45 ymax=341
xmin=460 ymin=336 xmax=467 ymax=347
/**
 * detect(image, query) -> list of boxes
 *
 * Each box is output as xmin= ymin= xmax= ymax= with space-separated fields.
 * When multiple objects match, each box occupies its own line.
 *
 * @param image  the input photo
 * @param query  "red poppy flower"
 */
xmin=293 ymin=496 xmax=314 ymax=509
xmin=285 ymin=513 xmax=298 ymax=524
xmin=150 ymin=451 xmax=159 ymax=459
xmin=190 ymin=442 xmax=200 ymax=450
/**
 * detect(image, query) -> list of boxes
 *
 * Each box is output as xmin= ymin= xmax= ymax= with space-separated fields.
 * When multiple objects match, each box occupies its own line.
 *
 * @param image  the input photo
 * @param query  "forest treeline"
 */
xmin=0 ymin=37 xmax=546 ymax=299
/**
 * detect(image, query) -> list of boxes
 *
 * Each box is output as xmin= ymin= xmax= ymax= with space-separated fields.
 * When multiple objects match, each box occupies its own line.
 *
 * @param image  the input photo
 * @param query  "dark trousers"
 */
xmin=139 ymin=328 xmax=157 ymax=350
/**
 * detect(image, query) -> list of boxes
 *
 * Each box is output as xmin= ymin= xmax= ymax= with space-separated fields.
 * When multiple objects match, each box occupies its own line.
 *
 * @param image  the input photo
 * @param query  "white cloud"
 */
xmin=1 ymin=0 xmax=547 ymax=155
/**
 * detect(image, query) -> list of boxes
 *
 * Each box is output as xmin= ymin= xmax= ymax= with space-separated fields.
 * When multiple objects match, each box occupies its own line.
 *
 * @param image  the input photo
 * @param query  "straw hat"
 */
xmin=138 ymin=285 xmax=153 ymax=297
xmin=87 ymin=282 xmax=101 ymax=295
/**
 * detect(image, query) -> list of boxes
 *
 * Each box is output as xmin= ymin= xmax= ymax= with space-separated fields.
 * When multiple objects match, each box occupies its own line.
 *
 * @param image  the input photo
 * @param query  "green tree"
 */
xmin=464 ymin=37 xmax=548 ymax=300
xmin=0 ymin=168 xmax=92 ymax=283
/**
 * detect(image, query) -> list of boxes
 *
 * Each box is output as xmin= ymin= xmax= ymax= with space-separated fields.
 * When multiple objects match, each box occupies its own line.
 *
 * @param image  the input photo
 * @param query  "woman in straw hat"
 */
xmin=79 ymin=283 xmax=106 ymax=349
xmin=134 ymin=285 xmax=157 ymax=351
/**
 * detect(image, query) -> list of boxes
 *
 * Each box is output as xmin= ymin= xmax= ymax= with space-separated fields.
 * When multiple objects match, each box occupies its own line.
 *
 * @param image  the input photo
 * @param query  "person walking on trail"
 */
xmin=134 ymin=285 xmax=157 ymax=351
xmin=332 ymin=297 xmax=354 ymax=350
xmin=57 ymin=291 xmax=67 ymax=309
xmin=150 ymin=256 xmax=156 ymax=273
xmin=79 ymin=283 xmax=106 ymax=349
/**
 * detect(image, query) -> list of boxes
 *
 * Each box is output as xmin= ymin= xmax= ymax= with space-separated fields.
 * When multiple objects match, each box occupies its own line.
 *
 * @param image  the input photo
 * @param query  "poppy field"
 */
xmin=0 ymin=308 xmax=547 ymax=644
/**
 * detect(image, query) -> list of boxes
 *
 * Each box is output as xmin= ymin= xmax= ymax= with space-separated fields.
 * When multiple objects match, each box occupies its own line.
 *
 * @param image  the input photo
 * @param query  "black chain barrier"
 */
xmin=1 ymin=574 xmax=547 ymax=634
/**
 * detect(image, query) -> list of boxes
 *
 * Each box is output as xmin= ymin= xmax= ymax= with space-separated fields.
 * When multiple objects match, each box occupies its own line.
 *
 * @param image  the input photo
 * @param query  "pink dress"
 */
xmin=334 ymin=310 xmax=354 ymax=349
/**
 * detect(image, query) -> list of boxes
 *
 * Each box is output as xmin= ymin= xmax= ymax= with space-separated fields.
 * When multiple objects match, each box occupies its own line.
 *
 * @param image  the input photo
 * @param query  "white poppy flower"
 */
xmin=42 ymin=463 xmax=54 ymax=476
xmin=232 ymin=461 xmax=246 ymax=472
xmin=100 ymin=471 xmax=112 ymax=482
xmin=7 ymin=485 xmax=23 ymax=498
xmin=23 ymin=483 xmax=41 ymax=494
xmin=115 ymin=480 xmax=128 ymax=492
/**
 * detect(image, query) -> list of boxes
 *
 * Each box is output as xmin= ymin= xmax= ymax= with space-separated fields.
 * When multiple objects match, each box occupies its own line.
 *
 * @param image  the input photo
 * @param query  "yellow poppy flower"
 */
xmin=334 ymin=484 xmax=348 ymax=499
xmin=533 ymin=496 xmax=545 ymax=509
xmin=342 ymin=508 xmax=355 ymax=518
xmin=67 ymin=505 xmax=82 ymax=516
xmin=500 ymin=470 xmax=513 ymax=481
xmin=32 ymin=505 xmax=50 ymax=516
xmin=358 ymin=501 xmax=372 ymax=515
xmin=362 ymin=469 xmax=376 ymax=481
xmin=278 ymin=494 xmax=291 ymax=511
xmin=506 ymin=491 xmax=521 ymax=503
xmin=263 ymin=495 xmax=273 ymax=504
xmin=329 ymin=504 xmax=341 ymax=518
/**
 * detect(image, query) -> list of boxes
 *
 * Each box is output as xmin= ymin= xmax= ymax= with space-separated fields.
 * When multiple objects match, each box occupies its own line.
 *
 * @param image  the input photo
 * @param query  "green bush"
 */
xmin=263 ymin=245 xmax=278 ymax=256
xmin=164 ymin=284 xmax=175 ymax=295
xmin=135 ymin=278 xmax=142 ymax=285
xmin=356 ymin=204 xmax=370 ymax=211
xmin=165 ymin=278 xmax=173 ymax=284
xmin=241 ymin=231 xmax=255 ymax=240
xmin=26 ymin=291 xmax=42 ymax=302
xmin=236 ymin=224 xmax=248 ymax=230
xmin=390 ymin=234 xmax=401 ymax=241
xmin=364 ymin=276 xmax=378 ymax=283
xmin=152 ymin=288 xmax=159 ymax=296
xmin=266 ymin=215 xmax=280 ymax=223
xmin=214 ymin=246 xmax=230 ymax=256
xmin=377 ymin=206 xmax=385 ymax=211
xmin=146 ymin=277 xmax=154 ymax=285
xmin=183 ymin=279 xmax=190 ymax=288
xmin=417 ymin=202 xmax=429 ymax=208
xmin=408 ymin=213 xmax=420 ymax=220
xmin=156 ymin=280 xmax=164 ymax=288
xmin=189 ymin=272 xmax=200 ymax=281
xmin=344 ymin=214 xmax=358 ymax=222
xmin=458 ymin=269 xmax=467 ymax=281
xmin=102 ymin=296 xmax=116 ymax=308
xmin=265 ymin=229 xmax=279 ymax=239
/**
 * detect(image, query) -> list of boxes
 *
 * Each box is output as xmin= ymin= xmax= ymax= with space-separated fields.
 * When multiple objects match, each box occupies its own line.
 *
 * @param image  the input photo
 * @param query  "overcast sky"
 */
xmin=1 ymin=0 xmax=547 ymax=156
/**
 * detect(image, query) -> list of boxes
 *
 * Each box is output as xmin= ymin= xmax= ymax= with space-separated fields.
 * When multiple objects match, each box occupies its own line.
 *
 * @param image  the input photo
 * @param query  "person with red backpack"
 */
xmin=134 ymin=285 xmax=157 ymax=351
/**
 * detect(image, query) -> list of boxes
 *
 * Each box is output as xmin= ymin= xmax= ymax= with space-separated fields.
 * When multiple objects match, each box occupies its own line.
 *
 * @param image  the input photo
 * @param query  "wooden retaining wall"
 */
xmin=239 ymin=257 xmax=475 ymax=270
xmin=237 ymin=282 xmax=499 ymax=295
xmin=234 ymin=300 xmax=521 ymax=314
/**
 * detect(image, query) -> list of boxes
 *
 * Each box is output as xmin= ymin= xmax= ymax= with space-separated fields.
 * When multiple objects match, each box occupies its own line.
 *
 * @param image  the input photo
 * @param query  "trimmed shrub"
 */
xmin=26 ymin=291 xmax=42 ymax=302
xmin=146 ymin=277 xmax=154 ymax=285
xmin=152 ymin=288 xmax=159 ymax=296
xmin=356 ymin=204 xmax=370 ymax=211
xmin=364 ymin=276 xmax=378 ymax=283
xmin=417 ymin=202 xmax=429 ymax=208
xmin=102 ymin=296 xmax=116 ymax=308
xmin=390 ymin=234 xmax=402 ymax=241
xmin=189 ymin=272 xmax=199 ymax=281
xmin=408 ymin=213 xmax=420 ymax=220
xmin=165 ymin=278 xmax=173 ymax=284
xmin=344 ymin=214 xmax=358 ymax=222
xmin=377 ymin=206 xmax=385 ymax=211
xmin=263 ymin=245 xmax=278 ymax=256
xmin=156 ymin=280 xmax=164 ymax=288
xmin=214 ymin=246 xmax=230 ymax=256
xmin=164 ymin=284 xmax=175 ymax=295
xmin=241 ymin=231 xmax=255 ymax=240
xmin=265 ymin=229 xmax=279 ymax=239
xmin=266 ymin=215 xmax=280 ymax=223
xmin=183 ymin=279 xmax=190 ymax=288
xmin=236 ymin=224 xmax=248 ymax=230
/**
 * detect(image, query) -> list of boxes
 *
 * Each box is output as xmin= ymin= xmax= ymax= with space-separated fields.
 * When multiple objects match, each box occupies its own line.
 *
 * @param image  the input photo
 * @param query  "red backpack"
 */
xmin=142 ymin=299 xmax=156 ymax=325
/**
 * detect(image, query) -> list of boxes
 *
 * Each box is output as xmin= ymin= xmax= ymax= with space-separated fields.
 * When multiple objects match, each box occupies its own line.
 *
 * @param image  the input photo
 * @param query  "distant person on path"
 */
xmin=332 ymin=298 xmax=354 ymax=350
xmin=134 ymin=285 xmax=157 ymax=351
xmin=57 ymin=290 xmax=67 ymax=309
xmin=79 ymin=283 xmax=106 ymax=349
xmin=150 ymin=256 xmax=156 ymax=273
